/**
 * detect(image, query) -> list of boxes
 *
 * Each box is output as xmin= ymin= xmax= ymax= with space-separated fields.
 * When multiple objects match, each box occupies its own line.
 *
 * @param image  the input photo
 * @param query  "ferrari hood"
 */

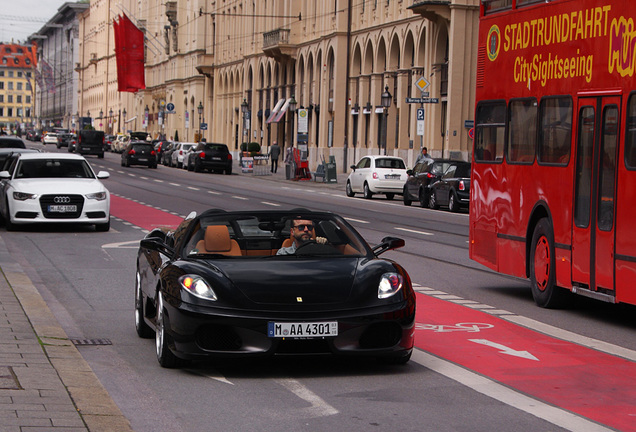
xmin=215 ymin=258 xmax=359 ymax=305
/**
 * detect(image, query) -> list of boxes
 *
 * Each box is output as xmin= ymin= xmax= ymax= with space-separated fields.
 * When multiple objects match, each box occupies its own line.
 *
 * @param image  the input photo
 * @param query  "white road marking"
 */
xmin=169 ymin=182 xmax=181 ymax=187
xmin=411 ymin=350 xmax=613 ymax=432
xmin=395 ymin=227 xmax=434 ymax=236
xmin=154 ymin=179 xmax=164 ymax=183
xmin=469 ymin=339 xmax=539 ymax=361
xmin=140 ymin=176 xmax=149 ymax=180
xmin=262 ymin=201 xmax=281 ymax=207
xmin=344 ymin=217 xmax=369 ymax=224
xmin=275 ymin=378 xmax=339 ymax=418
xmin=207 ymin=191 xmax=221 ymax=195
xmin=232 ymin=196 xmax=248 ymax=200
xmin=187 ymin=186 xmax=200 ymax=191
xmin=102 ymin=240 xmax=141 ymax=249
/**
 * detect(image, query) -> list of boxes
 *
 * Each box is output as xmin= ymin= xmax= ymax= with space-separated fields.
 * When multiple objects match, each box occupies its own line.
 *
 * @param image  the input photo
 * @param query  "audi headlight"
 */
xmin=86 ymin=192 xmax=108 ymax=201
xmin=378 ymin=272 xmax=403 ymax=299
xmin=179 ymin=275 xmax=218 ymax=301
xmin=13 ymin=191 xmax=37 ymax=201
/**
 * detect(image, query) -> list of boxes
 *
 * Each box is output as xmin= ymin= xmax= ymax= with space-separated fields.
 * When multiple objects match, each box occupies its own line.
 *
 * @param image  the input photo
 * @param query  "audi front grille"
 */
xmin=39 ymin=194 xmax=85 ymax=219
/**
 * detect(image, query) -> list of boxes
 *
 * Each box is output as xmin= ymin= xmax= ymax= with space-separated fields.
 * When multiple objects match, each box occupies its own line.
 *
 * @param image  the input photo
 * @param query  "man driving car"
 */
xmin=277 ymin=219 xmax=326 ymax=255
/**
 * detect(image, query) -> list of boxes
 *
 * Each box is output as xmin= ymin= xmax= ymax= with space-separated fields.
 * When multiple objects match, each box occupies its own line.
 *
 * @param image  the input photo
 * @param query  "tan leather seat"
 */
xmin=195 ymin=225 xmax=242 ymax=256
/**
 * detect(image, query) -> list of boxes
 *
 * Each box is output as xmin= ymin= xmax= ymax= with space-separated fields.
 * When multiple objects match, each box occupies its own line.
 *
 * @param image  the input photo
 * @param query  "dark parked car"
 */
xmin=56 ymin=133 xmax=76 ymax=149
xmin=0 ymin=136 xmax=26 ymax=149
xmin=186 ymin=142 xmax=233 ymax=174
xmin=121 ymin=141 xmax=158 ymax=168
xmin=104 ymin=135 xmax=116 ymax=152
xmin=402 ymin=159 xmax=462 ymax=207
xmin=428 ymin=161 xmax=471 ymax=212
xmin=161 ymin=142 xmax=176 ymax=166
xmin=135 ymin=209 xmax=415 ymax=368
xmin=154 ymin=140 xmax=172 ymax=162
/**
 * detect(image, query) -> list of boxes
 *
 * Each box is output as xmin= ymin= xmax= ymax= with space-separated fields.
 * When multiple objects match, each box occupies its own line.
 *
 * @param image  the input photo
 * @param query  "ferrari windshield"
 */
xmin=15 ymin=159 xmax=95 ymax=179
xmin=181 ymin=210 xmax=370 ymax=258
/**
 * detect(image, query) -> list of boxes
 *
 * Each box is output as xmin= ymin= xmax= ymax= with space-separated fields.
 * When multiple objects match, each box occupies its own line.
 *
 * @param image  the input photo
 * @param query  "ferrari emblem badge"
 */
xmin=296 ymin=297 xmax=303 ymax=302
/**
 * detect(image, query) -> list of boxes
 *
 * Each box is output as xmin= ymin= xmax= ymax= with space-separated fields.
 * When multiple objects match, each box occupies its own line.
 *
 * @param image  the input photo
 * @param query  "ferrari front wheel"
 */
xmin=155 ymin=293 xmax=180 ymax=368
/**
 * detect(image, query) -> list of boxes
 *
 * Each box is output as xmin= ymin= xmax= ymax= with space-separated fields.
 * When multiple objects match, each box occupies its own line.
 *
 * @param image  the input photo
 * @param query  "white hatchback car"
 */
xmin=0 ymin=153 xmax=111 ymax=231
xmin=346 ymin=155 xmax=408 ymax=200
xmin=171 ymin=142 xmax=196 ymax=168
xmin=42 ymin=132 xmax=58 ymax=145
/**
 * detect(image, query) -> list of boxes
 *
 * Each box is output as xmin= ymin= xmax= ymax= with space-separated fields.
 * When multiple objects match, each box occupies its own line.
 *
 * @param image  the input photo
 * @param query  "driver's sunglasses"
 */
xmin=293 ymin=224 xmax=314 ymax=231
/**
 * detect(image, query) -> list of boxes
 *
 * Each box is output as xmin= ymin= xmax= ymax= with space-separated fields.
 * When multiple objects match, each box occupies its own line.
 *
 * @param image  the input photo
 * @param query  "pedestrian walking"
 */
xmin=270 ymin=141 xmax=281 ymax=173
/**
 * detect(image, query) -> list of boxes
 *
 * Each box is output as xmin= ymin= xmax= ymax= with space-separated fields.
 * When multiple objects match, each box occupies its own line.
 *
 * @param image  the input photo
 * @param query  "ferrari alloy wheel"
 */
xmin=529 ymin=218 xmax=567 ymax=308
xmin=363 ymin=183 xmax=373 ymax=199
xmin=155 ymin=293 xmax=180 ymax=368
xmin=135 ymin=271 xmax=153 ymax=339
xmin=346 ymin=181 xmax=355 ymax=197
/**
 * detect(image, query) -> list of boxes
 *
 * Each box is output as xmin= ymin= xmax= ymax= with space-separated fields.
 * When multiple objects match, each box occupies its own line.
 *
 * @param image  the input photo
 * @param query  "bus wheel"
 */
xmin=529 ymin=218 xmax=567 ymax=308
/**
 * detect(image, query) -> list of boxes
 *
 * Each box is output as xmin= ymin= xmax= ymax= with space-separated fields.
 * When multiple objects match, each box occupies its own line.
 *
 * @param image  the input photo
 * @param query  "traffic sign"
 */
xmin=166 ymin=103 xmax=175 ymax=113
xmin=406 ymin=97 xmax=439 ymax=104
xmin=414 ymin=76 xmax=430 ymax=92
xmin=417 ymin=108 xmax=425 ymax=121
xmin=200 ymin=123 xmax=208 ymax=131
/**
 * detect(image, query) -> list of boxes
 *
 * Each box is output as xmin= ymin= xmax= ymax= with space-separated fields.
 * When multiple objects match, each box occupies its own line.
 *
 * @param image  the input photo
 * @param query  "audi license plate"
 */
xmin=268 ymin=321 xmax=338 ymax=339
xmin=48 ymin=205 xmax=77 ymax=213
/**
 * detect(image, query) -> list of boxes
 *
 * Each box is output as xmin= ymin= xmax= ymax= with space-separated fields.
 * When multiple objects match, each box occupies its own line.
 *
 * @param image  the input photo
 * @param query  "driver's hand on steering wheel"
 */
xmin=315 ymin=236 xmax=327 ymax=245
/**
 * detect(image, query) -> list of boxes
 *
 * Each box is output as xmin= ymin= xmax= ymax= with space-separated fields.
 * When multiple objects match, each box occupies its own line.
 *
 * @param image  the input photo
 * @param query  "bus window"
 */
xmin=574 ymin=106 xmax=595 ymax=228
xmin=625 ymin=94 xmax=636 ymax=169
xmin=475 ymin=101 xmax=505 ymax=162
xmin=538 ymin=96 xmax=572 ymax=165
xmin=516 ymin=0 xmax=546 ymax=6
xmin=508 ymin=98 xmax=537 ymax=163
xmin=482 ymin=0 xmax=512 ymax=14
xmin=598 ymin=106 xmax=618 ymax=231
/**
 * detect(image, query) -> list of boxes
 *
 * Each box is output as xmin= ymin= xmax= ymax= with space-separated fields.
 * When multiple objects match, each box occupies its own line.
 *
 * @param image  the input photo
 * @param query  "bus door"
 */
xmin=572 ymin=96 xmax=620 ymax=295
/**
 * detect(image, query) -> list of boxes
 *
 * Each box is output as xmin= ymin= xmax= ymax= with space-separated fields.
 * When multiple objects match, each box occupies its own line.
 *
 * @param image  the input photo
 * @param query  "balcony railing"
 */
xmin=262 ymin=29 xmax=295 ymax=60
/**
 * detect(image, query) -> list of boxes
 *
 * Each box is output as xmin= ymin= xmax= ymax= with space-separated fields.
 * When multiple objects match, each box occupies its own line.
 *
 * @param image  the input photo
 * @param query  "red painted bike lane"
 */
xmin=110 ymin=194 xmax=184 ymax=230
xmin=415 ymin=293 xmax=636 ymax=431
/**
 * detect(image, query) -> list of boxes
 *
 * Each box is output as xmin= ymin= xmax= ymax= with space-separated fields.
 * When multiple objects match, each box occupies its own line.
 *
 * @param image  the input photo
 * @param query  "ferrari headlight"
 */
xmin=179 ymin=275 xmax=217 ymax=301
xmin=13 ymin=191 xmax=37 ymax=201
xmin=378 ymin=272 xmax=403 ymax=299
xmin=86 ymin=192 xmax=107 ymax=201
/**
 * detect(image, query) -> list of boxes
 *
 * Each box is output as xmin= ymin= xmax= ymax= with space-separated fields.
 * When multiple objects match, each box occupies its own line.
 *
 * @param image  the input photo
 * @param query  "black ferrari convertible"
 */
xmin=135 ymin=208 xmax=416 ymax=368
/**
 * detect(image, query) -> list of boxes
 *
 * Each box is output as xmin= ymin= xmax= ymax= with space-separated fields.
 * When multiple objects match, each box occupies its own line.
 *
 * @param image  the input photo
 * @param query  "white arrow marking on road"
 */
xmin=469 ymin=339 xmax=539 ymax=361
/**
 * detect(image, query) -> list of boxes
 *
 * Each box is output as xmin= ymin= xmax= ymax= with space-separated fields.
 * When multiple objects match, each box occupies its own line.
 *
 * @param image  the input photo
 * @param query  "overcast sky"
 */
xmin=1 ymin=0 xmax=70 ymax=43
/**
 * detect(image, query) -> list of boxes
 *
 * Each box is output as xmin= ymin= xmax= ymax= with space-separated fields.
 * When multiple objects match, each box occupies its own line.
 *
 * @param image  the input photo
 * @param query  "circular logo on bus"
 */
xmin=487 ymin=25 xmax=501 ymax=62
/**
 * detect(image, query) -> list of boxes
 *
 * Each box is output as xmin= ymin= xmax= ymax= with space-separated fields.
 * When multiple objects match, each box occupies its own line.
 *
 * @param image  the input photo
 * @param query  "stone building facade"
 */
xmin=0 ymin=43 xmax=37 ymax=133
xmin=78 ymin=0 xmax=479 ymax=170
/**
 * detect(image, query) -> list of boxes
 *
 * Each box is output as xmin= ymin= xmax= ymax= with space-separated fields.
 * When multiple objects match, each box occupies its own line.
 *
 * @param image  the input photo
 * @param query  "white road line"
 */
xmin=411 ymin=350 xmax=613 ymax=432
xmin=169 ymin=182 xmax=181 ymax=187
xmin=275 ymin=378 xmax=339 ymax=418
xmin=207 ymin=191 xmax=221 ymax=195
xmin=395 ymin=227 xmax=434 ymax=236
xmin=232 ymin=196 xmax=248 ymax=200
xmin=344 ymin=217 xmax=369 ymax=224
xmin=140 ymin=176 xmax=149 ymax=180
xmin=154 ymin=179 xmax=164 ymax=183
xmin=262 ymin=201 xmax=281 ymax=207
xmin=187 ymin=186 xmax=200 ymax=191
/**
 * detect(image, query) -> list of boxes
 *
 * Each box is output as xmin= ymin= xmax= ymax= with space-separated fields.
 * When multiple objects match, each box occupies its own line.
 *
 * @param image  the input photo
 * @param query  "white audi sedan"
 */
xmin=346 ymin=155 xmax=408 ymax=200
xmin=0 ymin=153 xmax=111 ymax=231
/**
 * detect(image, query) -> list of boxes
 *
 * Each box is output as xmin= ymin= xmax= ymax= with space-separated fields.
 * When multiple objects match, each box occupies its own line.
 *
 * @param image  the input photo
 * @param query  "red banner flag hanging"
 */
xmin=113 ymin=13 xmax=145 ymax=93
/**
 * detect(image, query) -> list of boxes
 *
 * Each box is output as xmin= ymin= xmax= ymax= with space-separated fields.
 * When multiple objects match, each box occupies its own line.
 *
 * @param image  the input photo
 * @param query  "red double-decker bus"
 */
xmin=470 ymin=0 xmax=636 ymax=308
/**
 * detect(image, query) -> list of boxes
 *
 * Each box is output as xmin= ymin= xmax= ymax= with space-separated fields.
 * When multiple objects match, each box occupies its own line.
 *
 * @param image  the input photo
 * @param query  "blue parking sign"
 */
xmin=417 ymin=108 xmax=425 ymax=120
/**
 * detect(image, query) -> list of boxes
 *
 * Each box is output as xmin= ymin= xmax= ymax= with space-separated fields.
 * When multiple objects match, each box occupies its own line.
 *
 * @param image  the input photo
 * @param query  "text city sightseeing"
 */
xmin=488 ymin=5 xmax=636 ymax=88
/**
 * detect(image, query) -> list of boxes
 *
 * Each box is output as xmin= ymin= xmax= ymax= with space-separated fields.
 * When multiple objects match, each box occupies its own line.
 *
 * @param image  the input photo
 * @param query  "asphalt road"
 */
xmin=2 ymin=142 xmax=635 ymax=431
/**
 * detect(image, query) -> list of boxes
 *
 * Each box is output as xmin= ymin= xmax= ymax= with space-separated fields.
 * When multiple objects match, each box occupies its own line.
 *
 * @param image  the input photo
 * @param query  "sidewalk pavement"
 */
xmin=235 ymin=161 xmax=350 ymax=189
xmin=0 ymin=162 xmax=349 ymax=432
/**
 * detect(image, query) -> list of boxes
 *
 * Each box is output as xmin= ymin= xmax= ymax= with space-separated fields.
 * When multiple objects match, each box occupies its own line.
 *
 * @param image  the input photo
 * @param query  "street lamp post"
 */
xmin=288 ymin=95 xmax=297 ymax=149
xmin=109 ymin=108 xmax=113 ymax=134
xmin=240 ymin=98 xmax=248 ymax=148
xmin=380 ymin=85 xmax=392 ymax=155
xmin=197 ymin=101 xmax=203 ymax=141
xmin=122 ymin=108 xmax=127 ymax=133
xmin=144 ymin=105 xmax=149 ymax=131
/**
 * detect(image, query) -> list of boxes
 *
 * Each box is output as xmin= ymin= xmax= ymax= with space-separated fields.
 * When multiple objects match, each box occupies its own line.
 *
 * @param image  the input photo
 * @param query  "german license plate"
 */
xmin=385 ymin=174 xmax=400 ymax=179
xmin=138 ymin=158 xmax=148 ymax=162
xmin=268 ymin=321 xmax=338 ymax=338
xmin=212 ymin=157 xmax=222 ymax=160
xmin=48 ymin=205 xmax=77 ymax=213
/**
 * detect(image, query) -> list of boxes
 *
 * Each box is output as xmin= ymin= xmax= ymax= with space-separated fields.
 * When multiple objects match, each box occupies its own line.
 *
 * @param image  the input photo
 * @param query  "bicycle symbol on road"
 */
xmin=416 ymin=322 xmax=494 ymax=333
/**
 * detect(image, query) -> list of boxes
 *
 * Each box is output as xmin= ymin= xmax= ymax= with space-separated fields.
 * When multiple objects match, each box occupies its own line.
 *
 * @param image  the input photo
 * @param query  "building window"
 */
xmin=0 ymin=95 xmax=3 ymax=103
xmin=26 ymin=96 xmax=31 ymax=103
xmin=17 ymin=71 xmax=22 ymax=77
xmin=8 ymin=82 xmax=13 ymax=90
xmin=17 ymin=82 xmax=22 ymax=90
xmin=7 ymin=108 xmax=12 ymax=117
xmin=17 ymin=96 xmax=22 ymax=103
xmin=0 ymin=81 xmax=3 ymax=90
xmin=8 ymin=95 xmax=13 ymax=103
